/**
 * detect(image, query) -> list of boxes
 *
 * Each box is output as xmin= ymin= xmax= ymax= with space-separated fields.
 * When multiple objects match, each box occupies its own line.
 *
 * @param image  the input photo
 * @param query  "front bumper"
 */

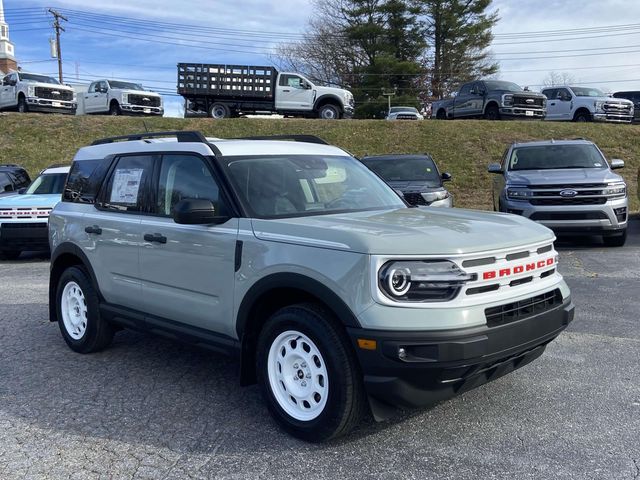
xmin=499 ymin=107 xmax=546 ymax=119
xmin=0 ymin=222 xmax=50 ymax=251
xmin=348 ymin=297 xmax=574 ymax=412
xmin=593 ymin=113 xmax=633 ymax=123
xmin=503 ymin=196 xmax=628 ymax=234
xmin=26 ymin=97 xmax=76 ymax=114
xmin=120 ymin=103 xmax=164 ymax=115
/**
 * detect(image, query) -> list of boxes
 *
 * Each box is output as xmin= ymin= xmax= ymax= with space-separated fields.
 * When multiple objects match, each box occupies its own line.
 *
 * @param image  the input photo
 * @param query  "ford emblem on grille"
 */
xmin=559 ymin=189 xmax=578 ymax=197
xmin=52 ymin=91 xmax=60 ymax=95
xmin=525 ymin=98 xmax=534 ymax=104
xmin=143 ymin=97 xmax=150 ymax=101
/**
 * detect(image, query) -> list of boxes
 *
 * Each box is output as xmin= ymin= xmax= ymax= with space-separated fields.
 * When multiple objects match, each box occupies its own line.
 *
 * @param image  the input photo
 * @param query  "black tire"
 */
xmin=436 ymin=109 xmax=446 ymax=120
xmin=603 ymin=229 xmax=627 ymax=247
xmin=210 ymin=103 xmax=230 ymax=119
xmin=56 ymin=266 xmax=114 ymax=353
xmin=109 ymin=102 xmax=121 ymax=116
xmin=256 ymin=303 xmax=366 ymax=442
xmin=0 ymin=250 xmax=21 ymax=260
xmin=317 ymin=104 xmax=341 ymax=120
xmin=574 ymin=111 xmax=591 ymax=122
xmin=17 ymin=96 xmax=28 ymax=113
xmin=484 ymin=104 xmax=500 ymax=120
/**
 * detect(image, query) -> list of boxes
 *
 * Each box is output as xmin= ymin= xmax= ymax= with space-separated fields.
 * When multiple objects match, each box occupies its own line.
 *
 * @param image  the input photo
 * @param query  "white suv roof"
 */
xmin=42 ymin=166 xmax=71 ymax=174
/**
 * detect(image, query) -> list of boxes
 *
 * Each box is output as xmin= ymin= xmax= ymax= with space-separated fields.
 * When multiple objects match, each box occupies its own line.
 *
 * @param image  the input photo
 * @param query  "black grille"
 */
xmin=395 ymin=114 xmax=418 ymax=120
xmin=34 ymin=87 xmax=74 ymax=101
xmin=530 ymin=211 xmax=608 ymax=221
xmin=530 ymin=197 xmax=607 ymax=206
xmin=403 ymin=192 xmax=428 ymax=206
xmin=513 ymin=96 xmax=544 ymax=107
xmin=1 ymin=222 xmax=47 ymax=229
xmin=485 ymin=289 xmax=563 ymax=327
xmin=529 ymin=183 xmax=606 ymax=189
xmin=127 ymin=94 xmax=161 ymax=107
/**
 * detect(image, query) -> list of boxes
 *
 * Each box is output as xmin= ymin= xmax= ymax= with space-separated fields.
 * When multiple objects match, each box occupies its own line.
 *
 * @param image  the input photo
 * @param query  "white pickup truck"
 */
xmin=83 ymin=80 xmax=163 ymax=116
xmin=0 ymin=72 xmax=76 ymax=114
xmin=542 ymin=86 xmax=634 ymax=123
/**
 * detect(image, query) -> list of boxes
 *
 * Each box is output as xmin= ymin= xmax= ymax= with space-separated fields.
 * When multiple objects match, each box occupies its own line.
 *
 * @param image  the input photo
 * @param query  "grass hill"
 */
xmin=1 ymin=113 xmax=638 ymax=211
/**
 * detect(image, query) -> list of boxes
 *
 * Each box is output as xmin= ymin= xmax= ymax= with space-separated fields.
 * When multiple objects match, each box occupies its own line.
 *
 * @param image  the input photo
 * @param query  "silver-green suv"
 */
xmin=49 ymin=131 xmax=574 ymax=441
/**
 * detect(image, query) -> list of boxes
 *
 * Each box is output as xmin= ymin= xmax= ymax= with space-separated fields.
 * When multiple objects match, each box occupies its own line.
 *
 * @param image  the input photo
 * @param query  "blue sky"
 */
xmin=4 ymin=0 xmax=640 ymax=117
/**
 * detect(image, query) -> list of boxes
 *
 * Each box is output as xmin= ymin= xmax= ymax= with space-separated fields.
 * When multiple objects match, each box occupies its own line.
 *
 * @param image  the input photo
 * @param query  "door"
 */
xmin=275 ymin=74 xmax=314 ymax=111
xmin=84 ymin=81 xmax=107 ymax=113
xmin=452 ymin=82 xmax=476 ymax=117
xmin=86 ymin=154 xmax=156 ymax=308
xmin=138 ymin=153 xmax=239 ymax=336
xmin=546 ymin=88 xmax=573 ymax=121
xmin=0 ymin=74 xmax=16 ymax=108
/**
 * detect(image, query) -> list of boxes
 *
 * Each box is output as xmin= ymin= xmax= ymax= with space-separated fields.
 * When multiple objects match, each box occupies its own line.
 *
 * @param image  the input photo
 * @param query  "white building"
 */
xmin=0 ymin=0 xmax=17 ymax=75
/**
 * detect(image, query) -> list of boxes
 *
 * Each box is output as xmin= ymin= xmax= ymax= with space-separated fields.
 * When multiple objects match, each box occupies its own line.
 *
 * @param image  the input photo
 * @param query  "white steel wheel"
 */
xmin=60 ymin=281 xmax=88 ymax=340
xmin=319 ymin=104 xmax=339 ymax=119
xmin=267 ymin=330 xmax=329 ymax=421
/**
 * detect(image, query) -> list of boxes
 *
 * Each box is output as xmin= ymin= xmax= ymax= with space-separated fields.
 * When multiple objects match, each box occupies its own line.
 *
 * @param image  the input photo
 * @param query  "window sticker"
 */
xmin=110 ymin=168 xmax=143 ymax=204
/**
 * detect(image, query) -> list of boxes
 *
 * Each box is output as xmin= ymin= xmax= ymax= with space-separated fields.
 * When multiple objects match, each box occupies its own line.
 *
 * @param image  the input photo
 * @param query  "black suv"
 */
xmin=612 ymin=91 xmax=640 ymax=122
xmin=0 ymin=164 xmax=31 ymax=196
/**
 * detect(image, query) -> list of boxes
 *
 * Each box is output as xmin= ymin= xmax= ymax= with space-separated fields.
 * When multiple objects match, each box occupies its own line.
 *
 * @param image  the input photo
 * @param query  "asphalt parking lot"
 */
xmin=1 ymin=219 xmax=639 ymax=480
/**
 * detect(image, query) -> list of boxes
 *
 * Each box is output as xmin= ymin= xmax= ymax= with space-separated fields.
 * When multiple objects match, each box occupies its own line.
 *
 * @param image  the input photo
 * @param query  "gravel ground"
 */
xmin=0 ymin=220 xmax=639 ymax=480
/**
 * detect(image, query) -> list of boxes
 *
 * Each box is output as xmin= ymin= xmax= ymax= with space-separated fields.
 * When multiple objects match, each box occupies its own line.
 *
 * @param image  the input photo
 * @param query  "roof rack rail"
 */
xmin=91 ymin=131 xmax=209 ymax=146
xmin=237 ymin=134 xmax=330 ymax=145
xmin=0 ymin=164 xmax=20 ymax=168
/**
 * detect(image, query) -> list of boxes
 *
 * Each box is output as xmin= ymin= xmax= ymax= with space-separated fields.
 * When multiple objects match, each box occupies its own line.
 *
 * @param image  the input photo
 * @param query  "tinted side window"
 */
xmin=14 ymin=170 xmax=30 ymax=187
xmin=63 ymin=158 xmax=112 ymax=203
xmin=99 ymin=155 xmax=155 ymax=212
xmin=0 ymin=172 xmax=12 ymax=191
xmin=459 ymin=83 xmax=472 ymax=95
xmin=156 ymin=154 xmax=221 ymax=216
xmin=542 ymin=89 xmax=556 ymax=99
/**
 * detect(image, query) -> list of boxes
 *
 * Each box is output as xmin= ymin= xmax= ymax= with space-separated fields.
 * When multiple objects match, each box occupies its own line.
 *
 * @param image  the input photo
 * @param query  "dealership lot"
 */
xmin=0 ymin=219 xmax=638 ymax=480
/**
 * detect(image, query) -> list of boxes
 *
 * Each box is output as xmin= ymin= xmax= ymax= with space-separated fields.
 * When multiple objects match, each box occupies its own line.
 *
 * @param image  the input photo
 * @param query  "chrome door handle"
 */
xmin=144 ymin=233 xmax=167 ymax=244
xmin=84 ymin=225 xmax=102 ymax=235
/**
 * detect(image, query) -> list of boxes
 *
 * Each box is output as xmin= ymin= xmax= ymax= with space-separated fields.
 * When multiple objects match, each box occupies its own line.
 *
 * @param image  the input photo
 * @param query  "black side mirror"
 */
xmin=18 ymin=187 xmax=27 ymax=194
xmin=441 ymin=172 xmax=452 ymax=182
xmin=488 ymin=163 xmax=503 ymax=174
xmin=171 ymin=198 xmax=229 ymax=225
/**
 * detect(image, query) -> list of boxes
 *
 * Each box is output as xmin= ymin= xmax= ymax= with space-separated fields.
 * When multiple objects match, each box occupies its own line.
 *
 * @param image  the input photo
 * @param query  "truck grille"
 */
xmin=530 ymin=212 xmax=608 ymax=221
xmin=403 ymin=193 xmax=428 ymax=206
xmin=603 ymin=102 xmax=632 ymax=114
xmin=513 ymin=96 xmax=545 ymax=108
xmin=395 ymin=114 xmax=418 ymax=120
xmin=0 ymin=207 xmax=52 ymax=219
xmin=33 ymin=87 xmax=74 ymax=101
xmin=485 ymin=289 xmax=563 ymax=327
xmin=127 ymin=94 xmax=161 ymax=107
xmin=1 ymin=222 xmax=48 ymax=229
xmin=523 ymin=183 xmax=616 ymax=206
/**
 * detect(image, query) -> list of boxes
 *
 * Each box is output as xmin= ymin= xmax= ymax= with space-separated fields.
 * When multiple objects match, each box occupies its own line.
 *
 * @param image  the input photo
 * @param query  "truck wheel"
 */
xmin=0 ymin=250 xmax=21 ymax=260
xmin=603 ymin=230 xmax=627 ymax=247
xmin=56 ymin=266 xmax=114 ymax=353
xmin=256 ymin=303 xmax=366 ymax=442
xmin=318 ymin=104 xmax=340 ymax=120
xmin=436 ymin=109 xmax=446 ymax=120
xmin=109 ymin=102 xmax=121 ymax=116
xmin=484 ymin=104 xmax=500 ymax=120
xmin=574 ymin=111 xmax=591 ymax=122
xmin=210 ymin=103 xmax=230 ymax=119
xmin=17 ymin=96 xmax=28 ymax=113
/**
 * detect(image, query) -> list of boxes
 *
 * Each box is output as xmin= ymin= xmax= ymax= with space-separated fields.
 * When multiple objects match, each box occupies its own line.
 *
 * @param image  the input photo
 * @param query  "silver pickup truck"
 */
xmin=542 ymin=86 xmax=634 ymax=123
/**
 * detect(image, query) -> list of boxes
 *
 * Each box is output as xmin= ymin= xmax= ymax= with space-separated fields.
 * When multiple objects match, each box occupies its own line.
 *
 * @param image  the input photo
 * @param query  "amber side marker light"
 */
xmin=357 ymin=339 xmax=377 ymax=350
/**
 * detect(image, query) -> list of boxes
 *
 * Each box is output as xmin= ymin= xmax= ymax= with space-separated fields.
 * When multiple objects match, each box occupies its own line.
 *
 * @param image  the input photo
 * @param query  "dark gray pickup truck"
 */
xmin=432 ymin=80 xmax=547 ymax=121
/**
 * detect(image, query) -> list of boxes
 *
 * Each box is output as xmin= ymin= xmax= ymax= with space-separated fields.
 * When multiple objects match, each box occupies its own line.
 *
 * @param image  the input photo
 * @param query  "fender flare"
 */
xmin=313 ymin=94 xmax=343 ymax=112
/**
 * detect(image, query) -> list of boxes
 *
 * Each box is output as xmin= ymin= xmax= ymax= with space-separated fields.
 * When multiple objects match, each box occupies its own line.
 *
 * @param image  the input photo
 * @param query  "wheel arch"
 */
xmin=573 ymin=107 xmax=592 ymax=121
xmin=314 ymin=94 xmax=343 ymax=113
xmin=49 ymin=243 xmax=102 ymax=323
xmin=484 ymin=100 xmax=500 ymax=113
xmin=236 ymin=273 xmax=361 ymax=385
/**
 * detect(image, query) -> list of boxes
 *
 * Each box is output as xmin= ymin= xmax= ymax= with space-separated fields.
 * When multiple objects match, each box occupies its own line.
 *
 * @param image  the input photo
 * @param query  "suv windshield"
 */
xmin=509 ymin=144 xmax=607 ymax=171
xmin=19 ymin=73 xmax=60 ymax=84
xmin=224 ymin=155 xmax=405 ymax=218
xmin=569 ymin=86 xmax=606 ymax=97
xmin=361 ymin=156 xmax=441 ymax=186
xmin=483 ymin=81 xmax=523 ymax=92
xmin=389 ymin=107 xmax=418 ymax=114
xmin=108 ymin=81 xmax=144 ymax=90
xmin=25 ymin=173 xmax=67 ymax=194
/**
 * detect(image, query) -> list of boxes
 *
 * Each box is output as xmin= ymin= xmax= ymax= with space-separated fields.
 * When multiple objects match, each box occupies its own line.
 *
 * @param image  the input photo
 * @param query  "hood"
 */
xmin=495 ymin=89 xmax=545 ymax=98
xmin=387 ymin=180 xmax=442 ymax=190
xmin=251 ymin=207 xmax=553 ymax=255
xmin=506 ymin=168 xmax=623 ymax=186
xmin=578 ymin=95 xmax=633 ymax=105
xmin=121 ymin=89 xmax=161 ymax=97
xmin=315 ymin=85 xmax=350 ymax=98
xmin=0 ymin=193 xmax=62 ymax=208
xmin=26 ymin=82 xmax=74 ymax=92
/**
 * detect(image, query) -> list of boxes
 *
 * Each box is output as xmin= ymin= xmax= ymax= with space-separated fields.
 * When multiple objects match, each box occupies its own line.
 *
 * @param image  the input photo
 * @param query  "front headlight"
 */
xmin=507 ymin=187 xmax=534 ymax=199
xmin=502 ymin=94 xmax=514 ymax=107
xmin=121 ymin=93 xmax=128 ymax=103
xmin=603 ymin=182 xmax=626 ymax=197
xmin=27 ymin=86 xmax=35 ymax=96
xmin=422 ymin=189 xmax=450 ymax=203
xmin=379 ymin=260 xmax=476 ymax=302
xmin=594 ymin=101 xmax=606 ymax=112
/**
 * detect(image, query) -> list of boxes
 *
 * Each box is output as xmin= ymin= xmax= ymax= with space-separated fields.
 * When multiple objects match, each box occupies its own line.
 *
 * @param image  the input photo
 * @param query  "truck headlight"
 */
xmin=27 ymin=86 xmax=35 ymax=96
xmin=603 ymin=182 xmax=626 ymax=197
xmin=121 ymin=93 xmax=128 ymax=103
xmin=507 ymin=188 xmax=533 ymax=199
xmin=422 ymin=189 xmax=450 ymax=203
xmin=502 ymin=94 xmax=514 ymax=107
xmin=379 ymin=260 xmax=476 ymax=302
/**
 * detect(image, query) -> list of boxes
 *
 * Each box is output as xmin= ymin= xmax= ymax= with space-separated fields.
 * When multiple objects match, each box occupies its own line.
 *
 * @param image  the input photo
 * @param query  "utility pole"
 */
xmin=48 ymin=9 xmax=67 ymax=83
